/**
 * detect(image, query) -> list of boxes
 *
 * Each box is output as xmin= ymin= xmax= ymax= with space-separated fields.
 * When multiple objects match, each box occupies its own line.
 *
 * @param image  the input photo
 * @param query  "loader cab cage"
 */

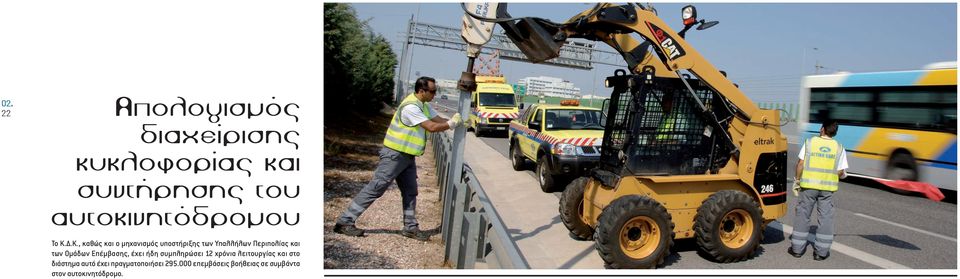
xmin=597 ymin=72 xmax=733 ymax=179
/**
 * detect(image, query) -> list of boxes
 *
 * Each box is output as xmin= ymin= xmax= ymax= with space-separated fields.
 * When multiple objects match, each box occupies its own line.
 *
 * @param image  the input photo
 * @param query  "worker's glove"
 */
xmin=792 ymin=179 xmax=801 ymax=197
xmin=446 ymin=113 xmax=463 ymax=128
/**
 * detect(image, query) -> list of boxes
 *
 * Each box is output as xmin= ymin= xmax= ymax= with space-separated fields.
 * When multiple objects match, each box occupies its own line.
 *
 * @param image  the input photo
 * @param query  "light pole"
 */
xmin=396 ymin=17 xmax=414 ymax=105
xmin=591 ymin=67 xmax=598 ymax=107
xmin=403 ymin=4 xmax=423 ymax=87
xmin=800 ymin=47 xmax=819 ymax=75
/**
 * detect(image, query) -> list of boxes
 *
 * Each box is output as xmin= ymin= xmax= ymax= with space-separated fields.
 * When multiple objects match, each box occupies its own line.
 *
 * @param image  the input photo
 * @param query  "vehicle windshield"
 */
xmin=544 ymin=109 xmax=604 ymax=130
xmin=478 ymin=93 xmax=516 ymax=107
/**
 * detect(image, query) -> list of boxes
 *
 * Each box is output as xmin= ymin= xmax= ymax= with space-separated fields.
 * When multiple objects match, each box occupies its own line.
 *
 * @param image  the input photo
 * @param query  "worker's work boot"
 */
xmin=333 ymin=223 xmax=365 ymax=237
xmin=787 ymin=247 xmax=805 ymax=258
xmin=813 ymin=252 xmax=830 ymax=261
xmin=400 ymin=228 xmax=430 ymax=241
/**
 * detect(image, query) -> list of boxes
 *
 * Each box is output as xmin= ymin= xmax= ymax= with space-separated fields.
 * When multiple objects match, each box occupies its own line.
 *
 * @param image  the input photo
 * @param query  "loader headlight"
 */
xmin=682 ymin=5 xmax=697 ymax=26
xmin=552 ymin=143 xmax=577 ymax=155
xmin=480 ymin=118 xmax=488 ymax=124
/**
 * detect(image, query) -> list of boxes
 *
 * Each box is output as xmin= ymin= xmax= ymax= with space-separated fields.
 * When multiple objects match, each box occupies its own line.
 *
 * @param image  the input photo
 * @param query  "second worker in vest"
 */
xmin=788 ymin=119 xmax=848 ymax=261
xmin=334 ymin=76 xmax=464 ymax=241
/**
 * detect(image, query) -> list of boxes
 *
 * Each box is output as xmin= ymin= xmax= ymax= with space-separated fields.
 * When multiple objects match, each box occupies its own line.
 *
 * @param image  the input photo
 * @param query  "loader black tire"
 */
xmin=560 ymin=177 xmax=594 ymax=240
xmin=594 ymin=195 xmax=674 ymax=269
xmin=693 ymin=190 xmax=763 ymax=263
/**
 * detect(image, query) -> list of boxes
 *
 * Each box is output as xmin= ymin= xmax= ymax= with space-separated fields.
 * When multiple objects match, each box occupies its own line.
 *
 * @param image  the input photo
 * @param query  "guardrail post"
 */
xmin=433 ymin=131 xmax=529 ymax=268
xmin=476 ymin=210 xmax=489 ymax=262
xmin=439 ymin=133 xmax=460 ymax=246
xmin=447 ymin=179 xmax=468 ymax=268
xmin=435 ymin=133 xmax=449 ymax=246
xmin=460 ymin=185 xmax=483 ymax=268
xmin=436 ymin=133 xmax=448 ymax=202
xmin=463 ymin=210 xmax=481 ymax=268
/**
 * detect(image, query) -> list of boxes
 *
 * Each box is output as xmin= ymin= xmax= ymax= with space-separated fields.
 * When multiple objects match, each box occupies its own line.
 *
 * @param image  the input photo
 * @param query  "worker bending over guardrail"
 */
xmin=334 ymin=76 xmax=465 ymax=241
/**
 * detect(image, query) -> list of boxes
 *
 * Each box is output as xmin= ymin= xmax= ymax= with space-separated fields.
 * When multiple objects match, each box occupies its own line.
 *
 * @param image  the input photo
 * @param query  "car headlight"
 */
xmin=480 ymin=118 xmax=488 ymax=124
xmin=552 ymin=143 xmax=577 ymax=155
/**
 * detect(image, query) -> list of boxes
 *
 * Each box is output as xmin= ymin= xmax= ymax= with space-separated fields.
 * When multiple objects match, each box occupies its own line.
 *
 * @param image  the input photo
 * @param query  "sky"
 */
xmin=350 ymin=3 xmax=957 ymax=103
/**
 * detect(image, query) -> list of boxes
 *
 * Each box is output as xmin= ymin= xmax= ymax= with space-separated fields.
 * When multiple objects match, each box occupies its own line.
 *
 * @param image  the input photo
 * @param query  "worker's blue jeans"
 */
xmin=790 ymin=188 xmax=836 ymax=258
xmin=336 ymin=147 xmax=420 ymax=231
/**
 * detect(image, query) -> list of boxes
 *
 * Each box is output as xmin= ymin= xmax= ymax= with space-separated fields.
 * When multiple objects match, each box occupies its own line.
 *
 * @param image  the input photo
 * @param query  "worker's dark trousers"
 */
xmin=790 ymin=188 xmax=836 ymax=258
xmin=336 ymin=147 xmax=420 ymax=231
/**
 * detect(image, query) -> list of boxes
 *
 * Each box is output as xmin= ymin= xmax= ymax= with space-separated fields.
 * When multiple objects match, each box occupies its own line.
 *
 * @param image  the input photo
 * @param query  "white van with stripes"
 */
xmin=508 ymin=100 xmax=604 ymax=192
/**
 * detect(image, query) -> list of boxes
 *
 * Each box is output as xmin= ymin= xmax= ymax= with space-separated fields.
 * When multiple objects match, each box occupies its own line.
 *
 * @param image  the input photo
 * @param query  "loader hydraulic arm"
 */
xmin=556 ymin=3 xmax=764 ymax=154
xmin=562 ymin=4 xmax=758 ymax=117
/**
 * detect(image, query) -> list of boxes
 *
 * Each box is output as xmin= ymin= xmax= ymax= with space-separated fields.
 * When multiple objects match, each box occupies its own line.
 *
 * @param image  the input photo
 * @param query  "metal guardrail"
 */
xmin=431 ymin=131 xmax=529 ymax=269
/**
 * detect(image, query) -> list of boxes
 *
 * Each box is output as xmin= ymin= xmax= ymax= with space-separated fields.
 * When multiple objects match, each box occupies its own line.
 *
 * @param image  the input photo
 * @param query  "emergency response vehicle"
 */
xmin=508 ymin=100 xmax=604 ymax=192
xmin=470 ymin=76 xmax=519 ymax=137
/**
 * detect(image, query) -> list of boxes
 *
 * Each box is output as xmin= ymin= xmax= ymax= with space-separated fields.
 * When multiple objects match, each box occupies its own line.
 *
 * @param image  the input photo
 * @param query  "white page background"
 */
xmin=0 ymin=1 xmax=323 ymax=277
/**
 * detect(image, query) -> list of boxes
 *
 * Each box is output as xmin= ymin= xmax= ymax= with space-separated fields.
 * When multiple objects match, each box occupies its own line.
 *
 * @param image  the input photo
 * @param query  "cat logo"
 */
xmin=645 ymin=22 xmax=686 ymax=60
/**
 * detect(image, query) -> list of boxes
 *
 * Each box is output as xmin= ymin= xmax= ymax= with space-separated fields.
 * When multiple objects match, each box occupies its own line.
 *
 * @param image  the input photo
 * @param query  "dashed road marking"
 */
xmin=853 ymin=212 xmax=957 ymax=242
xmin=768 ymin=221 xmax=911 ymax=269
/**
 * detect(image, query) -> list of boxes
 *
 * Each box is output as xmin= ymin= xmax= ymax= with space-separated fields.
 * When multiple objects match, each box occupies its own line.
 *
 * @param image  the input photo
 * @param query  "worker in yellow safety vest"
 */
xmin=335 ymin=76 xmax=463 ymax=241
xmin=788 ymin=119 xmax=848 ymax=261
xmin=656 ymin=91 xmax=689 ymax=145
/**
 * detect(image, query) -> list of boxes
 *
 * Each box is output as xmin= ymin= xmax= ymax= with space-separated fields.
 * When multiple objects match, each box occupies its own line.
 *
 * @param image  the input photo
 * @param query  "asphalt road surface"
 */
xmin=434 ymin=97 xmax=956 ymax=269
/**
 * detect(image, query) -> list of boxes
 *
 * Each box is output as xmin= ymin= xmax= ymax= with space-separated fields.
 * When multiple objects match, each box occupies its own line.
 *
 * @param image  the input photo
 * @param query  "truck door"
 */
xmin=515 ymin=107 xmax=532 ymax=158
xmin=523 ymin=109 xmax=544 ymax=159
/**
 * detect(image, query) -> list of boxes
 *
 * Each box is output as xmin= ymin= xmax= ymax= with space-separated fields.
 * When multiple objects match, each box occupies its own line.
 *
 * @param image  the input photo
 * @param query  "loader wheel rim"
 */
xmin=619 ymin=216 xmax=660 ymax=259
xmin=719 ymin=209 xmax=754 ymax=249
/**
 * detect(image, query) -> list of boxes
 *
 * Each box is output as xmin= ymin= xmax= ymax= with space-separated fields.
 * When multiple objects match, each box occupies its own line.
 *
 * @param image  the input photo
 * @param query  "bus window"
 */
xmin=940 ymin=108 xmax=957 ymax=131
xmin=943 ymin=91 xmax=957 ymax=103
xmin=829 ymin=103 xmax=872 ymax=123
xmin=831 ymin=91 xmax=872 ymax=102
xmin=878 ymin=107 xmax=935 ymax=127
xmin=810 ymin=91 xmax=830 ymax=102
xmin=880 ymin=91 xmax=937 ymax=103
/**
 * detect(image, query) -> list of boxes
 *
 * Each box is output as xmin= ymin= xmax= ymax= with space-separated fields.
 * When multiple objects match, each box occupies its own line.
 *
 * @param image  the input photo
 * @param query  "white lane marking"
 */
xmin=853 ymin=212 xmax=957 ymax=243
xmin=768 ymin=221 xmax=911 ymax=269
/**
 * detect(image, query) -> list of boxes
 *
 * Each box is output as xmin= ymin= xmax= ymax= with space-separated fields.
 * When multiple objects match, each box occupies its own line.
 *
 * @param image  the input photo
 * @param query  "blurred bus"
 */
xmin=798 ymin=63 xmax=957 ymax=191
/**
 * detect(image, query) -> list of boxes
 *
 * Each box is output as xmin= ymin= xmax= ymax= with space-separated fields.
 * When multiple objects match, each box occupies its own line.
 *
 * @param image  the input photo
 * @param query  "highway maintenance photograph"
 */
xmin=322 ymin=2 xmax=957 ymax=273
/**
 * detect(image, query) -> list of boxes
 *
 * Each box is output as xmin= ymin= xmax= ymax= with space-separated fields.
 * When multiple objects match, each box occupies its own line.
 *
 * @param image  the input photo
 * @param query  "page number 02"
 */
xmin=1 ymin=99 xmax=12 ymax=117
